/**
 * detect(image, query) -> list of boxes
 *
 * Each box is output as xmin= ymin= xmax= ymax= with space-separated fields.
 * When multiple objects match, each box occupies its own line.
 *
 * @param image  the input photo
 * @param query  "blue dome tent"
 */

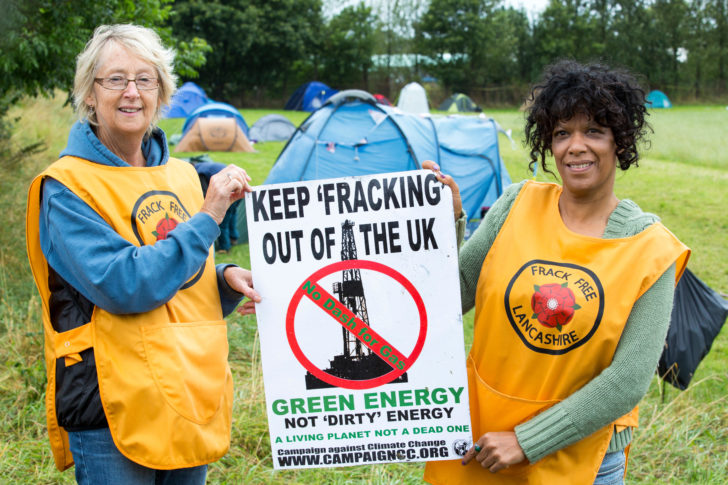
xmin=284 ymin=81 xmax=338 ymax=112
xmin=182 ymin=102 xmax=249 ymax=136
xmin=266 ymin=90 xmax=511 ymax=221
xmin=646 ymin=90 xmax=672 ymax=108
xmin=163 ymin=82 xmax=209 ymax=118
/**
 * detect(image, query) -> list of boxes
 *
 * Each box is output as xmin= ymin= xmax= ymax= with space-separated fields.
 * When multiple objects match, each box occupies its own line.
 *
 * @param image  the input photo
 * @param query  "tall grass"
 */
xmin=0 ymin=93 xmax=76 ymax=484
xmin=1 ymin=97 xmax=725 ymax=483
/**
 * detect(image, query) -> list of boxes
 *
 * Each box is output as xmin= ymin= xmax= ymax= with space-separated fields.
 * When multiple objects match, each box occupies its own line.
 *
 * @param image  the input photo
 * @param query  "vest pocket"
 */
xmin=141 ymin=321 xmax=229 ymax=425
xmin=467 ymin=357 xmax=555 ymax=477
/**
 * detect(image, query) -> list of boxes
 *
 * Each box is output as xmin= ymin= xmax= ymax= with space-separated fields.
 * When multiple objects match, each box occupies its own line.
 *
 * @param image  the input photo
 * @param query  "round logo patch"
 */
xmin=504 ymin=259 xmax=604 ymax=355
xmin=131 ymin=190 xmax=204 ymax=289
xmin=131 ymin=190 xmax=191 ymax=245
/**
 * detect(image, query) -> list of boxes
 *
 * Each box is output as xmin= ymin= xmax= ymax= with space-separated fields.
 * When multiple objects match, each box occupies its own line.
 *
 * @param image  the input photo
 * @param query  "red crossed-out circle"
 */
xmin=286 ymin=260 xmax=427 ymax=390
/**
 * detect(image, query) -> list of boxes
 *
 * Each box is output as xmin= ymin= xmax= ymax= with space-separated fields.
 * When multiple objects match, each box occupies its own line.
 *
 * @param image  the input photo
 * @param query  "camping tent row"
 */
xmin=397 ymin=84 xmax=483 ymax=114
xmin=175 ymin=103 xmax=298 ymax=152
xmin=285 ymin=80 xmax=437 ymax=114
xmin=394 ymin=83 xmax=483 ymax=114
xmin=285 ymin=81 xmax=394 ymax=111
xmin=168 ymin=82 xmax=298 ymax=151
xmin=170 ymin=81 xmax=480 ymax=151
xmin=266 ymin=90 xmax=512 ymax=222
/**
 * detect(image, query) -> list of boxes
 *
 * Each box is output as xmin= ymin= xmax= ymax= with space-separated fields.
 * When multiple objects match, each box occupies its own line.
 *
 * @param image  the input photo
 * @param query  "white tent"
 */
xmin=397 ymin=82 xmax=430 ymax=114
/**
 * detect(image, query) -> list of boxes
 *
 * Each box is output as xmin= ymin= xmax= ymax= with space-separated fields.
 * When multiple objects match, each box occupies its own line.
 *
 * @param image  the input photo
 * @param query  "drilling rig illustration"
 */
xmin=305 ymin=220 xmax=408 ymax=389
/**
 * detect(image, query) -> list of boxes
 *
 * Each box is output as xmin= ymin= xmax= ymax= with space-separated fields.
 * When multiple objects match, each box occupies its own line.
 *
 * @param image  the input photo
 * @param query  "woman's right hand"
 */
xmin=200 ymin=165 xmax=252 ymax=224
xmin=462 ymin=431 xmax=526 ymax=473
xmin=421 ymin=160 xmax=463 ymax=220
xmin=223 ymin=266 xmax=261 ymax=315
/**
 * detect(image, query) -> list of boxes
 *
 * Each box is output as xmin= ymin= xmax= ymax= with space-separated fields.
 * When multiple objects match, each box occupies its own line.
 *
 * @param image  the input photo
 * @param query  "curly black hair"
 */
xmin=524 ymin=60 xmax=650 ymax=175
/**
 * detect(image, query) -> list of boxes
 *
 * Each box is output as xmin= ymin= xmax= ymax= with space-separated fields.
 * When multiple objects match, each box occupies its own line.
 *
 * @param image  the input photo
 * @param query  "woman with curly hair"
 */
xmin=424 ymin=60 xmax=689 ymax=484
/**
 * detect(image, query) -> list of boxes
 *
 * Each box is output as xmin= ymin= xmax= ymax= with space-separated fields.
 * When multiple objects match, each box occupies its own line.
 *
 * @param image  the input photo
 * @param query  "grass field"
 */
xmin=0 ymin=94 xmax=726 ymax=484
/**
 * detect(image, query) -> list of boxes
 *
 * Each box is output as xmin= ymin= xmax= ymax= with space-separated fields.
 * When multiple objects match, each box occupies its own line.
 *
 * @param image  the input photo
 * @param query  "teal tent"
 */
xmin=646 ymin=90 xmax=672 ymax=109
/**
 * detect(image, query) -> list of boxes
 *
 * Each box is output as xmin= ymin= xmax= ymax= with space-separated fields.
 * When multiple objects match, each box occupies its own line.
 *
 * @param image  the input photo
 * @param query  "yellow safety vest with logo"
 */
xmin=425 ymin=181 xmax=689 ymax=484
xmin=26 ymin=156 xmax=232 ymax=471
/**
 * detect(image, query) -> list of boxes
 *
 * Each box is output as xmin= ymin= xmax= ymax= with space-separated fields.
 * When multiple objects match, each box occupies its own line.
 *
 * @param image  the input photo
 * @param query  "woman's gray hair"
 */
xmin=73 ymin=24 xmax=177 ymax=136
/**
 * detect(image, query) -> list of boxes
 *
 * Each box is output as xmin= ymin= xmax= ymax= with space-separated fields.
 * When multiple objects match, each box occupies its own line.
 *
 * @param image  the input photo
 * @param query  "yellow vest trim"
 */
xmin=53 ymin=322 xmax=93 ymax=366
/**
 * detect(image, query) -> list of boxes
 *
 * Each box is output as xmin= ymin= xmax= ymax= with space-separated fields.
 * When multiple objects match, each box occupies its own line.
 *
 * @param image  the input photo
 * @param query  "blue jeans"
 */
xmin=68 ymin=428 xmax=207 ymax=485
xmin=594 ymin=450 xmax=626 ymax=485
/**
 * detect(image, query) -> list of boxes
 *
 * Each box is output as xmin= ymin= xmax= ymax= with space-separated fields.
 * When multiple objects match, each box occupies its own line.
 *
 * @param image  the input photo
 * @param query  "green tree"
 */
xmin=531 ymin=0 xmax=602 ymax=69
xmin=683 ymin=0 xmax=710 ymax=98
xmin=707 ymin=0 xmax=728 ymax=93
xmin=651 ymin=0 xmax=690 ymax=88
xmin=371 ymin=0 xmax=428 ymax=96
xmin=321 ymin=3 xmax=377 ymax=88
xmin=169 ymin=0 xmax=323 ymax=102
xmin=604 ymin=0 xmax=655 ymax=77
xmin=415 ymin=0 xmax=499 ymax=92
xmin=484 ymin=7 xmax=532 ymax=84
xmin=0 ymin=0 xmax=208 ymax=105
xmin=0 ymin=0 xmax=208 ymax=153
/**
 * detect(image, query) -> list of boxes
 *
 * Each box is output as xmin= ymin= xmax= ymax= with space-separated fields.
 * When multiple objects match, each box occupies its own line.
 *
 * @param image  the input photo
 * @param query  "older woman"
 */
xmin=424 ymin=61 xmax=690 ymax=484
xmin=26 ymin=24 xmax=259 ymax=484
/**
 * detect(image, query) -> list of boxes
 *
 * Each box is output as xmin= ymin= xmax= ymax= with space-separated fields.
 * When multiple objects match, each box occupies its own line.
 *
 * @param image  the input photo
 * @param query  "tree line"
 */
xmin=2 ymin=0 xmax=727 ymax=129
xmin=168 ymin=0 xmax=728 ymax=106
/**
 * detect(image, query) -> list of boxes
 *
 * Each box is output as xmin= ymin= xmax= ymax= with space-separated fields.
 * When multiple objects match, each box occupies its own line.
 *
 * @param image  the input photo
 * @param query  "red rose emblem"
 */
xmin=152 ymin=213 xmax=178 ymax=241
xmin=531 ymin=283 xmax=581 ymax=332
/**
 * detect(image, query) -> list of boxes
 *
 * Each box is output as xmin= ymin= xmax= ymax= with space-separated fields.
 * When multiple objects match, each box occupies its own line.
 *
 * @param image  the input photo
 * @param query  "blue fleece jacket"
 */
xmin=39 ymin=121 xmax=244 ymax=316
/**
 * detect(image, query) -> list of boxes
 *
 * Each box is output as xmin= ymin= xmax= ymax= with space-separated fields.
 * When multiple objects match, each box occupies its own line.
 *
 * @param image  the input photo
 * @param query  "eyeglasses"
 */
xmin=94 ymin=76 xmax=159 ymax=91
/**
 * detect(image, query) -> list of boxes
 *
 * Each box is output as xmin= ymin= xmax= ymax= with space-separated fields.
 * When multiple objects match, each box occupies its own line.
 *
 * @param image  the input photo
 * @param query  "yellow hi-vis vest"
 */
xmin=26 ymin=156 xmax=232 ymax=471
xmin=426 ymin=181 xmax=689 ymax=484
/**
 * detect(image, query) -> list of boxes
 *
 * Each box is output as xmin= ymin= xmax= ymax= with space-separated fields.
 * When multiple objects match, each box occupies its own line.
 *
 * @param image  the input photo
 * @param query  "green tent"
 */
xmin=439 ymin=93 xmax=482 ymax=113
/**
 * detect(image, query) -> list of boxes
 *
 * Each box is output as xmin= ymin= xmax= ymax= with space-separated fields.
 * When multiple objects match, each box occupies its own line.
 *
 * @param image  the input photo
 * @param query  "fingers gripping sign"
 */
xmin=461 ymin=432 xmax=527 ymax=473
xmin=421 ymin=160 xmax=463 ymax=221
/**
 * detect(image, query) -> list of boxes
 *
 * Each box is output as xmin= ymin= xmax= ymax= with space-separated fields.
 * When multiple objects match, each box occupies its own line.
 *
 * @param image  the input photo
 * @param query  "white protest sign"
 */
xmin=246 ymin=170 xmax=471 ymax=470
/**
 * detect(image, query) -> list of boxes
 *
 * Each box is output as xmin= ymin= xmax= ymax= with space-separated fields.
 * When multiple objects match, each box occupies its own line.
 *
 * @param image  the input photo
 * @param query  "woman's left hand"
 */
xmin=461 ymin=431 xmax=526 ymax=473
xmin=421 ymin=160 xmax=463 ymax=220
xmin=223 ymin=266 xmax=261 ymax=315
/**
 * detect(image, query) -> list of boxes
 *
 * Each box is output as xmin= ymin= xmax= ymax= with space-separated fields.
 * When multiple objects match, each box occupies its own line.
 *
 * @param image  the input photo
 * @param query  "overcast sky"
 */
xmin=505 ymin=0 xmax=549 ymax=19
